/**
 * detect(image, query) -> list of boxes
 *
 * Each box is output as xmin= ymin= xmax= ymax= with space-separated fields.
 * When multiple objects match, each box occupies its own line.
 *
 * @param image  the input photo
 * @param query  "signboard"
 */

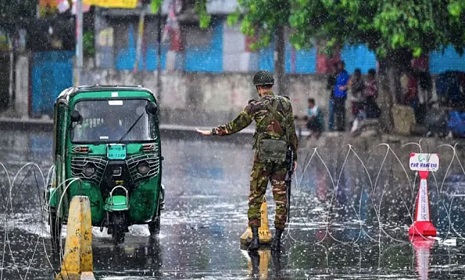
xmin=409 ymin=153 xmax=439 ymax=172
xmin=84 ymin=0 xmax=137 ymax=8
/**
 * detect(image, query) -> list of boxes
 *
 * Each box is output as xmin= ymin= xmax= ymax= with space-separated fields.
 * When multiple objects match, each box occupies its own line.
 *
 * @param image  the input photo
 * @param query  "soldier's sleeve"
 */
xmin=287 ymin=102 xmax=299 ymax=161
xmin=211 ymin=103 xmax=253 ymax=136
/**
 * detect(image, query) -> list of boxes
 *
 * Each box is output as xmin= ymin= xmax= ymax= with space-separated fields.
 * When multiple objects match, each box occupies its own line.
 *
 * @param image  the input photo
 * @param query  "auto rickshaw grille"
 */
xmin=71 ymin=156 xmax=107 ymax=185
xmin=126 ymin=152 xmax=160 ymax=183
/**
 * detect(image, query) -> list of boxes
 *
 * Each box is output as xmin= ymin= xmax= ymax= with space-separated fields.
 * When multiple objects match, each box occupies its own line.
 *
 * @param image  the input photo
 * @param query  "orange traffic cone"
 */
xmin=409 ymin=171 xmax=437 ymax=238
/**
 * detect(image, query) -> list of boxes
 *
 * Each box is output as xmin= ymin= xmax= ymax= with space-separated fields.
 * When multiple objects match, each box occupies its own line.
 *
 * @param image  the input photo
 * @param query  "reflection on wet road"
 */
xmin=2 ymin=130 xmax=465 ymax=279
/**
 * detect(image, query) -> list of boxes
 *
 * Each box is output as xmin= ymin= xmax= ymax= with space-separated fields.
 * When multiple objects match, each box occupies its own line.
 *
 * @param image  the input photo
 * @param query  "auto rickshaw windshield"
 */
xmin=71 ymin=99 xmax=155 ymax=143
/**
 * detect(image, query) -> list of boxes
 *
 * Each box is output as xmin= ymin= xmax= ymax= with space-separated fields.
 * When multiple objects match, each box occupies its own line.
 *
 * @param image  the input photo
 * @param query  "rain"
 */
xmin=1 ymin=0 xmax=465 ymax=279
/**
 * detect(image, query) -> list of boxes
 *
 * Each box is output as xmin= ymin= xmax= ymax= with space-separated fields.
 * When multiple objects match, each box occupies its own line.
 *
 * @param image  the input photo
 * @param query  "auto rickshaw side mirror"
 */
xmin=146 ymin=102 xmax=158 ymax=115
xmin=70 ymin=110 xmax=82 ymax=123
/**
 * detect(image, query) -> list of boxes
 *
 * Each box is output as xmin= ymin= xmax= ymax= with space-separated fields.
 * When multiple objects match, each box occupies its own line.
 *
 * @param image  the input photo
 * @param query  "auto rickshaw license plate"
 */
xmin=107 ymin=144 xmax=127 ymax=160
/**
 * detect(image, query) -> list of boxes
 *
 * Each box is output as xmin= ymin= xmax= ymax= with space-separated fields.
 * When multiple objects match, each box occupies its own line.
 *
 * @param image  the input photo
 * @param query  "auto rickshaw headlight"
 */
xmin=83 ymin=163 xmax=96 ymax=177
xmin=137 ymin=161 xmax=150 ymax=175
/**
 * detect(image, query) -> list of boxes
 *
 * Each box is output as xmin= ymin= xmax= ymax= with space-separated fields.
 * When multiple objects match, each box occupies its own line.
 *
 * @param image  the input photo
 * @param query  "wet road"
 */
xmin=2 ymin=129 xmax=465 ymax=279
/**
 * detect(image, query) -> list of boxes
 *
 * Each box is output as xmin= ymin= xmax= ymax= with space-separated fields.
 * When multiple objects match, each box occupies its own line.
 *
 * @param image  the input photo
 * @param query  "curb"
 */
xmin=0 ymin=117 xmax=262 ymax=142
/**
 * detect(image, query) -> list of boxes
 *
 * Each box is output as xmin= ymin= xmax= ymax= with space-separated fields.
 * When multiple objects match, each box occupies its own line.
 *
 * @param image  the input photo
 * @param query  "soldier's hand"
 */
xmin=196 ymin=128 xmax=212 ymax=136
xmin=292 ymin=161 xmax=297 ymax=172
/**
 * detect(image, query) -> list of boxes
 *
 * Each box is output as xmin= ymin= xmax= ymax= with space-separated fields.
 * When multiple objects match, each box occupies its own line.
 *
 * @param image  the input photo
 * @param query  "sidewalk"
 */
xmin=0 ymin=116 xmax=54 ymax=131
xmin=0 ymin=115 xmax=433 ymax=145
xmin=0 ymin=115 xmax=264 ymax=140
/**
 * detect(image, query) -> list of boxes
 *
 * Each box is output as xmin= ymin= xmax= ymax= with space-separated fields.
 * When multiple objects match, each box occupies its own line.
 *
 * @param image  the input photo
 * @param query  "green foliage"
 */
xmin=290 ymin=0 xmax=465 ymax=58
xmin=195 ymin=0 xmax=211 ymax=28
xmin=222 ymin=0 xmax=465 ymax=58
xmin=83 ymin=31 xmax=95 ymax=57
xmin=150 ymin=0 xmax=163 ymax=13
xmin=448 ymin=1 xmax=465 ymax=17
xmin=228 ymin=0 xmax=290 ymax=50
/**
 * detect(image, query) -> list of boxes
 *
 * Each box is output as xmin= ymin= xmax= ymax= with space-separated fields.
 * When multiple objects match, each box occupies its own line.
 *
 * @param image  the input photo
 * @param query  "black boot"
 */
xmin=249 ymin=250 xmax=260 ymax=276
xmin=248 ymin=226 xmax=259 ymax=251
xmin=271 ymin=228 xmax=284 ymax=251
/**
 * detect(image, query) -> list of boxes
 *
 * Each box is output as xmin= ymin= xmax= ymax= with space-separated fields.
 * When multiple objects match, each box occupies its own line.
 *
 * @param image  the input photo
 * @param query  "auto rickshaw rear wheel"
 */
xmin=49 ymin=209 xmax=62 ymax=253
xmin=110 ymin=212 xmax=126 ymax=244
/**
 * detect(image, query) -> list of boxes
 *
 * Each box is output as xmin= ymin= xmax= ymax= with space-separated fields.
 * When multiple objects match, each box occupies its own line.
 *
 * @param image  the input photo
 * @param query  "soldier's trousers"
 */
xmin=248 ymin=157 xmax=288 ymax=230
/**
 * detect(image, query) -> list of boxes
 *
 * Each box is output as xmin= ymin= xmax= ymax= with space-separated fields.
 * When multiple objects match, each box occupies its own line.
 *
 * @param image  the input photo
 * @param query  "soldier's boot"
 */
xmin=271 ymin=228 xmax=284 ymax=251
xmin=248 ymin=226 xmax=260 ymax=251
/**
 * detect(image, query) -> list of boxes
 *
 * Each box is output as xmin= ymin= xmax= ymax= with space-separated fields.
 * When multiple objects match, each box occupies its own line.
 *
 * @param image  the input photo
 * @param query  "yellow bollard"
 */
xmin=55 ymin=196 xmax=95 ymax=280
xmin=246 ymin=250 xmax=271 ymax=279
xmin=240 ymin=199 xmax=272 ymax=249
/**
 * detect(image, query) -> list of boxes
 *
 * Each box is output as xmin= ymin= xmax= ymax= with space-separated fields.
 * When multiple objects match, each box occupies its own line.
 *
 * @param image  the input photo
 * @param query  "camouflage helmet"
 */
xmin=253 ymin=71 xmax=274 ymax=86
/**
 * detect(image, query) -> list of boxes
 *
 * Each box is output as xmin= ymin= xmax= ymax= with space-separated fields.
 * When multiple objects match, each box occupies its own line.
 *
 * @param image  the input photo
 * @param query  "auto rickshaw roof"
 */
xmin=56 ymin=85 xmax=156 ymax=103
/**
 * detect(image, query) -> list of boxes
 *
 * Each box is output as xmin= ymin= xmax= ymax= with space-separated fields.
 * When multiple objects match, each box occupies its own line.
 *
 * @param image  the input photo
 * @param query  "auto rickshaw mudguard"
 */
xmin=128 ymin=176 xmax=161 ymax=222
xmin=104 ymin=195 xmax=129 ymax=211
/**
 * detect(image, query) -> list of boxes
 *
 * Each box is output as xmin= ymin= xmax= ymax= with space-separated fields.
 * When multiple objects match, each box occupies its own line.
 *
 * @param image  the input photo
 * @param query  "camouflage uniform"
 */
xmin=212 ymin=91 xmax=298 ymax=230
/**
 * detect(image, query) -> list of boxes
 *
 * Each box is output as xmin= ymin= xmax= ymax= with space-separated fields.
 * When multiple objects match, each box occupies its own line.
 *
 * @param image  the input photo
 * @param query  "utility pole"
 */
xmin=75 ymin=0 xmax=83 ymax=86
xmin=134 ymin=5 xmax=146 ymax=72
xmin=275 ymin=25 xmax=286 ymax=96
xmin=156 ymin=6 xmax=162 ymax=103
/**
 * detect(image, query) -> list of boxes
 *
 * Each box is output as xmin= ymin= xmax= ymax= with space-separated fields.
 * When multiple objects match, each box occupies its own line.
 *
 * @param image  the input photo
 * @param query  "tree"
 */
xmin=227 ymin=0 xmax=291 ymax=96
xmin=209 ymin=0 xmax=465 ymax=130
xmin=288 ymin=0 xmax=465 ymax=130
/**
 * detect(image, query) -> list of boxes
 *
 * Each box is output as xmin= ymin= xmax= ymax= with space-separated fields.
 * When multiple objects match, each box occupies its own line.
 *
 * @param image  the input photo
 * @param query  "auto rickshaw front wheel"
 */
xmin=109 ymin=212 xmax=127 ymax=244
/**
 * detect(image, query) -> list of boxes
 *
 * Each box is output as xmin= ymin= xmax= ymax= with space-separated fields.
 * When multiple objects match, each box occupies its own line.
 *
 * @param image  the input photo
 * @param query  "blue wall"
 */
xmin=31 ymin=51 xmax=73 ymax=117
xmin=184 ymin=20 xmax=223 ymax=72
xmin=258 ymin=43 xmax=317 ymax=74
xmin=258 ymin=44 xmax=274 ymax=72
xmin=115 ymin=24 xmax=168 ymax=71
xmin=114 ymin=20 xmax=224 ymax=72
xmin=287 ymin=47 xmax=317 ymax=74
xmin=430 ymin=46 xmax=465 ymax=74
xmin=341 ymin=45 xmax=377 ymax=74
xmin=111 ymin=17 xmax=465 ymax=75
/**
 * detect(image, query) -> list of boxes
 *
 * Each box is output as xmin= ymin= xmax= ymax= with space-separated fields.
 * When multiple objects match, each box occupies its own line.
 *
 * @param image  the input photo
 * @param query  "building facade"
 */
xmin=94 ymin=0 xmax=465 ymax=75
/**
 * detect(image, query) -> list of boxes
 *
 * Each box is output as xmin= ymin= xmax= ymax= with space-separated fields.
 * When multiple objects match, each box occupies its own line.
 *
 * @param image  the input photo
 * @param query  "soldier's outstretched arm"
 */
xmin=196 ymin=106 xmax=253 ymax=136
xmin=212 ymin=104 xmax=254 ymax=136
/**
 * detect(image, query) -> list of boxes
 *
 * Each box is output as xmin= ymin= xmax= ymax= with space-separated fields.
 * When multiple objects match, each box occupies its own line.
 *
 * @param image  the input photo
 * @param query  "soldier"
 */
xmin=197 ymin=70 xmax=298 ymax=251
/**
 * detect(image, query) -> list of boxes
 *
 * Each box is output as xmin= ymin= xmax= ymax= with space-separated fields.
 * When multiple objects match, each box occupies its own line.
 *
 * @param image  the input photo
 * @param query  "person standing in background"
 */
xmin=333 ymin=61 xmax=350 ymax=131
xmin=363 ymin=68 xmax=380 ymax=119
xmin=349 ymin=68 xmax=365 ymax=126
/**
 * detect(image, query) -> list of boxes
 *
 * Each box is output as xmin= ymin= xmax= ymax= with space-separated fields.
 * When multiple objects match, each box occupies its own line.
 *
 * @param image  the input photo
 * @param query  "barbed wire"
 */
xmin=1 ymin=140 xmax=465 ymax=278
xmin=285 ymin=141 xmax=465 ymax=248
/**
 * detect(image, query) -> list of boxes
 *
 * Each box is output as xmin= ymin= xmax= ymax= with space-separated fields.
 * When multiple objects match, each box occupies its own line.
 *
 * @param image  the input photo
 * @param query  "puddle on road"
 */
xmin=1 ymin=134 xmax=465 ymax=279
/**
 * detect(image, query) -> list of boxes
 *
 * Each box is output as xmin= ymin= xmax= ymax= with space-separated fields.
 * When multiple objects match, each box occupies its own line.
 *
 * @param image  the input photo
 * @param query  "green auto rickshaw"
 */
xmin=46 ymin=85 xmax=164 ymax=247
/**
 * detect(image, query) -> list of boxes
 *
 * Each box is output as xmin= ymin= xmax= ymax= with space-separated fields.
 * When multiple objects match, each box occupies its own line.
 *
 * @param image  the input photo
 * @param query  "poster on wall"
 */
xmin=84 ymin=0 xmax=137 ymax=8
